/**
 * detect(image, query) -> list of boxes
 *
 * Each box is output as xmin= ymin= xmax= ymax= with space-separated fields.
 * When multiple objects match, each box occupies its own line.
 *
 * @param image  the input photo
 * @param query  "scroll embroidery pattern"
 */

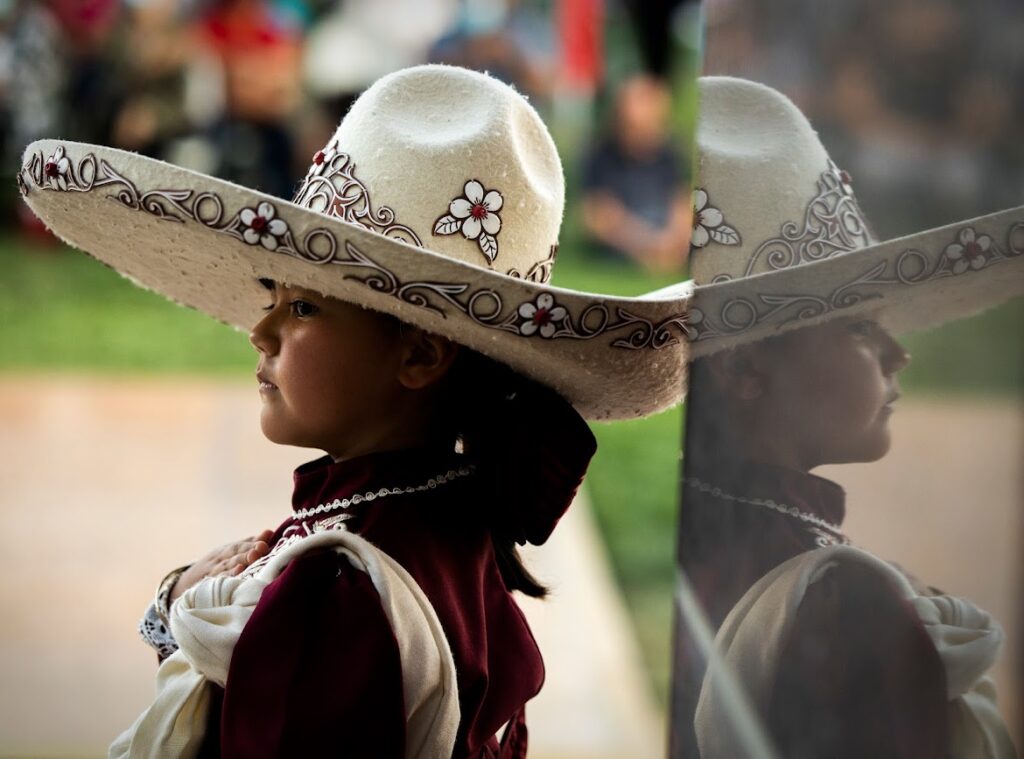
xmin=291 ymin=141 xmax=423 ymax=247
xmin=689 ymin=221 xmax=1023 ymax=344
xmin=20 ymin=146 xmax=691 ymax=352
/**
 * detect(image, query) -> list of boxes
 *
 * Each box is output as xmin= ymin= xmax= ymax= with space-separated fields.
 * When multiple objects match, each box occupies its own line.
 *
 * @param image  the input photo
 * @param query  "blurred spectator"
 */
xmin=580 ymin=73 xmax=690 ymax=272
xmin=110 ymin=0 xmax=196 ymax=159
xmin=194 ymin=0 xmax=304 ymax=198
xmin=702 ymin=0 xmax=1024 ymax=239
xmin=428 ymin=0 xmax=554 ymax=104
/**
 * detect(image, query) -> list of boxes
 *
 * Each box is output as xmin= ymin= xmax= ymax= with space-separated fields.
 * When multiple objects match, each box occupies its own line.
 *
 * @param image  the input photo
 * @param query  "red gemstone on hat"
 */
xmin=533 ymin=307 xmax=550 ymax=325
xmin=471 ymin=203 xmax=488 ymax=219
xmin=313 ymin=151 xmax=325 ymax=165
xmin=251 ymin=215 xmax=268 ymax=232
xmin=840 ymin=170 xmax=852 ymax=184
xmin=44 ymin=161 xmax=59 ymax=177
xmin=965 ymin=241 xmax=982 ymax=258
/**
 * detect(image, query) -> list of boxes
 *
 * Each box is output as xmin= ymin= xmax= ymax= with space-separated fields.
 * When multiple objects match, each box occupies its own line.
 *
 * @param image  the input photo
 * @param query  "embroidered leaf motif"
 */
xmin=710 ymin=224 xmax=741 ymax=246
xmin=478 ymin=232 xmax=498 ymax=262
xmin=434 ymin=215 xmax=461 ymax=235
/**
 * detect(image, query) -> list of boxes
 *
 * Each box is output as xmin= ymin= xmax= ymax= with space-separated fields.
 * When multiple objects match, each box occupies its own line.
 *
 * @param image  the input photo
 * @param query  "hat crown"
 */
xmin=690 ymin=77 xmax=872 ymax=285
xmin=293 ymin=65 xmax=564 ymax=282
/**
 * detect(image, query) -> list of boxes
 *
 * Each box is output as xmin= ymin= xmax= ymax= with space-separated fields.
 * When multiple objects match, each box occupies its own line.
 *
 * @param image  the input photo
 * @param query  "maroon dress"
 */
xmin=191 ymin=412 xmax=595 ymax=758
xmin=672 ymin=459 xmax=948 ymax=759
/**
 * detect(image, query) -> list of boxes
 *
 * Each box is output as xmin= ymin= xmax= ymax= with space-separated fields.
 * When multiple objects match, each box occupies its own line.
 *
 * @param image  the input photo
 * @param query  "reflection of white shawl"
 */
xmin=695 ymin=545 xmax=1015 ymax=759
xmin=109 ymin=531 xmax=459 ymax=759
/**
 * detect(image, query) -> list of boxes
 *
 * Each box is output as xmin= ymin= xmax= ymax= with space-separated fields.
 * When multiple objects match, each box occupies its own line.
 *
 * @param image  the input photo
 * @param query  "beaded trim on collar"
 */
xmin=291 ymin=466 xmax=475 ymax=521
xmin=683 ymin=476 xmax=850 ymax=547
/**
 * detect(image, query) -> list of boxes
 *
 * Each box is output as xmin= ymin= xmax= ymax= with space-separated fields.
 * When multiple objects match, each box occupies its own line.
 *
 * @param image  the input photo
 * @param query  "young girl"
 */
xmin=17 ymin=65 xmax=691 ymax=757
xmin=672 ymin=77 xmax=1022 ymax=758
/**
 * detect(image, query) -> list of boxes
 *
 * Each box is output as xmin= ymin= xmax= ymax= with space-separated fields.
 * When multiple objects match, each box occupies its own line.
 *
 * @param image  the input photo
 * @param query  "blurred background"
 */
xmin=0 ymin=0 xmax=1022 ymax=756
xmin=0 ymin=0 xmax=698 ymax=756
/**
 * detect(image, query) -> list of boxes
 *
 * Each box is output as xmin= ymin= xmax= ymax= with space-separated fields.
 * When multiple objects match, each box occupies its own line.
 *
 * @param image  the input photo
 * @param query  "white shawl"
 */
xmin=110 ymin=530 xmax=459 ymax=759
xmin=695 ymin=545 xmax=1015 ymax=759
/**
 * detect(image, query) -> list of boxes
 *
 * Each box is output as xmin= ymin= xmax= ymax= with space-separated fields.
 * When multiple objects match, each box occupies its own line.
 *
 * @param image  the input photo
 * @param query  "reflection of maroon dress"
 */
xmin=672 ymin=460 xmax=948 ymax=759
xmin=192 ymin=430 xmax=594 ymax=758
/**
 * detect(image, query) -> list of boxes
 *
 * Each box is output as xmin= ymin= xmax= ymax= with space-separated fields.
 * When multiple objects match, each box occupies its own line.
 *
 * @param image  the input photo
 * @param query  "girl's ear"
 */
xmin=396 ymin=328 xmax=460 ymax=390
xmin=705 ymin=347 xmax=765 ymax=402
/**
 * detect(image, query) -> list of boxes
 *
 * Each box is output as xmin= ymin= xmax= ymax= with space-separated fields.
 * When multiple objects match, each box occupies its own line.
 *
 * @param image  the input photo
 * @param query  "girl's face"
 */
xmin=249 ymin=283 xmax=418 ymax=460
xmin=744 ymin=317 xmax=911 ymax=470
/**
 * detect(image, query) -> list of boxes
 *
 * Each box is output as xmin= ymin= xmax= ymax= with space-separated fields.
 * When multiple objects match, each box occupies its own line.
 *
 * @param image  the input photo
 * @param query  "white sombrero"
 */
xmin=18 ymin=65 xmax=690 ymax=420
xmin=682 ymin=76 xmax=1024 ymax=357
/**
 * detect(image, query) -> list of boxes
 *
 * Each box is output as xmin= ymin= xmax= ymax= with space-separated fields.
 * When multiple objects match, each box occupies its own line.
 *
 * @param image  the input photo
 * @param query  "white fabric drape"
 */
xmin=695 ymin=544 xmax=1015 ymax=759
xmin=110 ymin=530 xmax=459 ymax=759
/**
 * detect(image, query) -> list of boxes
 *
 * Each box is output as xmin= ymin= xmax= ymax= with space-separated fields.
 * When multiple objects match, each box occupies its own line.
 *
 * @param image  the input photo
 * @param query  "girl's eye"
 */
xmin=847 ymin=320 xmax=874 ymax=337
xmin=290 ymin=300 xmax=319 ymax=318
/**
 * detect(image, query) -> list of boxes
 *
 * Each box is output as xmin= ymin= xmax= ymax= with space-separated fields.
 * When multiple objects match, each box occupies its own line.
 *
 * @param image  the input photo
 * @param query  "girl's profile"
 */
xmin=672 ymin=76 xmax=1023 ymax=759
xmin=18 ymin=64 xmax=691 ymax=757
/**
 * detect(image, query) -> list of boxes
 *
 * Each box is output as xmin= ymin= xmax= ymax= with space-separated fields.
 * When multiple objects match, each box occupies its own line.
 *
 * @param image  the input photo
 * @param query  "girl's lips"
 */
xmin=256 ymin=371 xmax=277 ymax=391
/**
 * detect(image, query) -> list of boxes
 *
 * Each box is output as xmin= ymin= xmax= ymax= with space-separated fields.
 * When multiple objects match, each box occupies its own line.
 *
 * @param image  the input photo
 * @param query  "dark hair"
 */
xmin=682 ymin=356 xmax=735 ymax=474
xmin=438 ymin=348 xmax=595 ymax=598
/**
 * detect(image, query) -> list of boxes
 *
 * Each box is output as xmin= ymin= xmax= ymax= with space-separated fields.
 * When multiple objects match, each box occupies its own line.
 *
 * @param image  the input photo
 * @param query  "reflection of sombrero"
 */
xmin=18 ymin=65 xmax=690 ymax=420
xmin=684 ymin=77 xmax=1023 ymax=357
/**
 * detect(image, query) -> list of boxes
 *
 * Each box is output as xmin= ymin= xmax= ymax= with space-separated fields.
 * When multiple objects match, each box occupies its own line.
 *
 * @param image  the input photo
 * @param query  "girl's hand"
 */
xmin=169 ymin=529 xmax=274 ymax=603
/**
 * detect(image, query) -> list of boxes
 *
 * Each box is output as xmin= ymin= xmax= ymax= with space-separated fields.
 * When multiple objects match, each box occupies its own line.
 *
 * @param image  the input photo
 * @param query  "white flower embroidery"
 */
xmin=517 ymin=293 xmax=567 ymax=338
xmin=239 ymin=202 xmax=288 ymax=250
xmin=44 ymin=146 xmax=71 ymax=191
xmin=434 ymin=180 xmax=504 ymax=263
xmin=828 ymin=160 xmax=855 ymax=197
xmin=307 ymin=146 xmax=337 ymax=178
xmin=691 ymin=188 xmax=740 ymax=248
xmin=944 ymin=227 xmax=991 ymax=274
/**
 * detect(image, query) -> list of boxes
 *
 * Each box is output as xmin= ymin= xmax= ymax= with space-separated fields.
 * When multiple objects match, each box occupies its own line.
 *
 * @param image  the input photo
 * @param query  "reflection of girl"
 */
xmin=672 ymin=78 xmax=1023 ymax=759
xmin=18 ymin=66 xmax=690 ymax=757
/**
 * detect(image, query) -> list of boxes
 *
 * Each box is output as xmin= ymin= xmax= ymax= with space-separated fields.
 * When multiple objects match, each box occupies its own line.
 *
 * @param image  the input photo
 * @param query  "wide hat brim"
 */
xmin=687 ymin=206 xmax=1024 ymax=357
xmin=19 ymin=140 xmax=691 ymax=420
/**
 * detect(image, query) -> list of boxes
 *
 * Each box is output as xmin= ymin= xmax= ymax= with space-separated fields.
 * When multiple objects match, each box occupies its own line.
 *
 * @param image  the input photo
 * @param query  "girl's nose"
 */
xmin=878 ymin=329 xmax=911 ymax=374
xmin=249 ymin=310 xmax=279 ymax=355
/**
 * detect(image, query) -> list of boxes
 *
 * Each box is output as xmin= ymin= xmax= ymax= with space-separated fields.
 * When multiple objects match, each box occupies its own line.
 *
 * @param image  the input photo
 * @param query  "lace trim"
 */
xmin=139 ymin=602 xmax=179 ymax=658
xmin=291 ymin=466 xmax=475 ymax=521
xmin=683 ymin=476 xmax=850 ymax=547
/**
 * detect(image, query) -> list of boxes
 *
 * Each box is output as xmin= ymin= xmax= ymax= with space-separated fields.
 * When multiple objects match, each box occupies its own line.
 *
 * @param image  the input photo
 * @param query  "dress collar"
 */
xmin=290 ymin=446 xmax=471 ymax=520
xmin=684 ymin=458 xmax=847 ymax=532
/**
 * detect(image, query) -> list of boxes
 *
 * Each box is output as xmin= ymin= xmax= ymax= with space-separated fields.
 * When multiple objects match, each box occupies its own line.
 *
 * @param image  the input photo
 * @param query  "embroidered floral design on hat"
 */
xmin=829 ymin=162 xmax=855 ymax=198
xmin=19 ymin=145 xmax=693 ymax=355
xmin=307 ymin=146 xmax=338 ymax=179
xmin=239 ymin=202 xmax=289 ymax=250
xmin=44 ymin=146 xmax=71 ymax=191
xmin=689 ymin=220 xmax=1024 ymax=347
xmin=691 ymin=188 xmax=740 ymax=249
xmin=517 ymin=293 xmax=568 ymax=338
xmin=944 ymin=227 xmax=991 ymax=274
xmin=738 ymin=161 xmax=871 ymax=279
xmin=508 ymin=245 xmax=557 ymax=283
xmin=292 ymin=141 xmax=423 ymax=247
xmin=434 ymin=180 xmax=504 ymax=263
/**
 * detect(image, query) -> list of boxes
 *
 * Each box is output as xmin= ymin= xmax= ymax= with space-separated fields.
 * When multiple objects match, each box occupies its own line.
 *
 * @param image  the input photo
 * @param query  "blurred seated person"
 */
xmin=581 ymin=74 xmax=690 ymax=273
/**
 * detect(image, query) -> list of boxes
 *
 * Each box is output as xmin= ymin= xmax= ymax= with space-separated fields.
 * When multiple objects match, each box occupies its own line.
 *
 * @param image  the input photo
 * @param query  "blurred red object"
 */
xmin=196 ymin=0 xmax=302 ymax=123
xmin=558 ymin=0 xmax=604 ymax=94
xmin=47 ymin=0 xmax=122 ymax=48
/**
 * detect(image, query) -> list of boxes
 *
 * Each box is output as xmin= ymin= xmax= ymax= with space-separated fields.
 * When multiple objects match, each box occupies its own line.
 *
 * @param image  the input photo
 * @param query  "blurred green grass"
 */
xmin=1 ymin=235 xmax=1020 ymax=707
